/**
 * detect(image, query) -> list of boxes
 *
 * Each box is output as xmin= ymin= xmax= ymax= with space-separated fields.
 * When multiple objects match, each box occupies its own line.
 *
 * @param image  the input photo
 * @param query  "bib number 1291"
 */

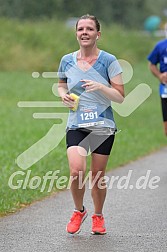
xmin=77 ymin=106 xmax=104 ymax=127
xmin=80 ymin=111 xmax=98 ymax=121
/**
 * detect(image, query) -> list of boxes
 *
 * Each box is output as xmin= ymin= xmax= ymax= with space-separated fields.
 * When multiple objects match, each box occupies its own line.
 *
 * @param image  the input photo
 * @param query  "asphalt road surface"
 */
xmin=0 ymin=147 xmax=167 ymax=252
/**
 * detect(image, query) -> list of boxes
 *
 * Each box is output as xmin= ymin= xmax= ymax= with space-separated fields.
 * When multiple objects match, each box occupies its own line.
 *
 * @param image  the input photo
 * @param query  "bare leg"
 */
xmin=90 ymin=153 xmax=109 ymax=214
xmin=67 ymin=146 xmax=87 ymax=211
xmin=163 ymin=121 xmax=167 ymax=136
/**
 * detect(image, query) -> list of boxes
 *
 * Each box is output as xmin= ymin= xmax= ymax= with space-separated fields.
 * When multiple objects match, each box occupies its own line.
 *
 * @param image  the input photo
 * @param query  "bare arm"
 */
xmin=109 ymin=73 xmax=124 ymax=103
xmin=148 ymin=62 xmax=167 ymax=84
xmin=58 ymin=79 xmax=68 ymax=97
xmin=57 ymin=79 xmax=75 ymax=108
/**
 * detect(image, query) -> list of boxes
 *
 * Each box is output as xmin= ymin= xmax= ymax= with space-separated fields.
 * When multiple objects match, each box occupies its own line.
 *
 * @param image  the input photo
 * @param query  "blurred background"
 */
xmin=0 ymin=0 xmax=167 ymax=215
xmin=0 ymin=0 xmax=167 ymax=71
xmin=0 ymin=0 xmax=166 ymax=27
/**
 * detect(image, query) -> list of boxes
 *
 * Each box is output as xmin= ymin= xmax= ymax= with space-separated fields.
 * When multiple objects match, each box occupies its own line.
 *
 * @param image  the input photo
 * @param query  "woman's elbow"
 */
xmin=117 ymin=91 xmax=125 ymax=103
xmin=117 ymin=95 xmax=124 ymax=104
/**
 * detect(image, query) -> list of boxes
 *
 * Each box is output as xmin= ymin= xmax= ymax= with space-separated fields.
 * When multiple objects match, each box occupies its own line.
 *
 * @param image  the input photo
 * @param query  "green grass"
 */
xmin=0 ymin=71 xmax=70 ymax=214
xmin=111 ymin=63 xmax=167 ymax=167
xmin=0 ymin=17 xmax=162 ymax=71
xmin=0 ymin=18 xmax=167 ymax=215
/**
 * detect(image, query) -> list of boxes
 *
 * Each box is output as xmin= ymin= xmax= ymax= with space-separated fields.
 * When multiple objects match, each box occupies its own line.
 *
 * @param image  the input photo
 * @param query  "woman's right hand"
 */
xmin=61 ymin=94 xmax=75 ymax=108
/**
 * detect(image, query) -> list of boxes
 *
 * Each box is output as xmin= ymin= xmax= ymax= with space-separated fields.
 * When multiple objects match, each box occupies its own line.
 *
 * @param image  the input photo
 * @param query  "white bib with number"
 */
xmin=77 ymin=105 xmax=104 ymax=127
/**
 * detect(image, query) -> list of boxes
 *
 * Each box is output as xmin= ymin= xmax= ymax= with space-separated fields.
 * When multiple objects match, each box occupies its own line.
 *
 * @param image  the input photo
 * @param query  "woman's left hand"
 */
xmin=81 ymin=79 xmax=102 ymax=92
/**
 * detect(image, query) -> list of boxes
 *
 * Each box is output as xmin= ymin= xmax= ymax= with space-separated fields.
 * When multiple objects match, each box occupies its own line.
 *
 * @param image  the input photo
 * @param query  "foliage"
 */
xmin=0 ymin=0 xmax=167 ymax=28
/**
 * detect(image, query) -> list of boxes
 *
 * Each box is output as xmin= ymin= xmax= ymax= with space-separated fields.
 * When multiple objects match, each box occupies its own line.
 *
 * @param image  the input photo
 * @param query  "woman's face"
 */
xmin=76 ymin=19 xmax=100 ymax=48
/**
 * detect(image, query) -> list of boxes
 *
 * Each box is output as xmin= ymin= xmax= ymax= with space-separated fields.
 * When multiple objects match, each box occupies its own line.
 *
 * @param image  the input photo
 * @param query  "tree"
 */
xmin=0 ymin=0 xmax=166 ymax=28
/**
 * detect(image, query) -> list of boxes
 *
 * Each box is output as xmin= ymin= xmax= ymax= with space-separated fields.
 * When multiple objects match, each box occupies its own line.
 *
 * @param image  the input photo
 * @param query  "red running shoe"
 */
xmin=91 ymin=214 xmax=106 ymax=235
xmin=66 ymin=209 xmax=88 ymax=234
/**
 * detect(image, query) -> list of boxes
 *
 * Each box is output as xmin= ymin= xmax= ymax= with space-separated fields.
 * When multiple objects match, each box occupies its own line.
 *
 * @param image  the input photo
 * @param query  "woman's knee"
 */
xmin=91 ymin=170 xmax=105 ymax=185
xmin=69 ymin=161 xmax=86 ymax=177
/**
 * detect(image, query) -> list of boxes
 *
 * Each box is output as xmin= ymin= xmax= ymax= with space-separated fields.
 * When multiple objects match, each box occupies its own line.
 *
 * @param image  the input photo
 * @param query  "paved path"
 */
xmin=0 ymin=147 xmax=167 ymax=252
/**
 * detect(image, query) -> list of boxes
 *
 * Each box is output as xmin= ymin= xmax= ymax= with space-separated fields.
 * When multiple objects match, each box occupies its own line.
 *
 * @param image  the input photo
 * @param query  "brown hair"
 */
xmin=76 ymin=14 xmax=101 ymax=32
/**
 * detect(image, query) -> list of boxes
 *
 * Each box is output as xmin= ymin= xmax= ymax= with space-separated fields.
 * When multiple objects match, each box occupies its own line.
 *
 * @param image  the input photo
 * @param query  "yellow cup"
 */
xmin=70 ymin=93 xmax=80 ymax=111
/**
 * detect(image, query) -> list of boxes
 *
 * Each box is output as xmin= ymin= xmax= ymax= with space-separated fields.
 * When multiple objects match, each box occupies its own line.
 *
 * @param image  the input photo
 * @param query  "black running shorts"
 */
xmin=66 ymin=128 xmax=115 ymax=155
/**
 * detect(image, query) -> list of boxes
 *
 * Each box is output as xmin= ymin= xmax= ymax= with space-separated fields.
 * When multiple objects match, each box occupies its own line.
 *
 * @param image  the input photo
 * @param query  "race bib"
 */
xmin=164 ymin=57 xmax=167 ymax=64
xmin=160 ymin=84 xmax=167 ymax=98
xmin=77 ymin=106 xmax=104 ymax=127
